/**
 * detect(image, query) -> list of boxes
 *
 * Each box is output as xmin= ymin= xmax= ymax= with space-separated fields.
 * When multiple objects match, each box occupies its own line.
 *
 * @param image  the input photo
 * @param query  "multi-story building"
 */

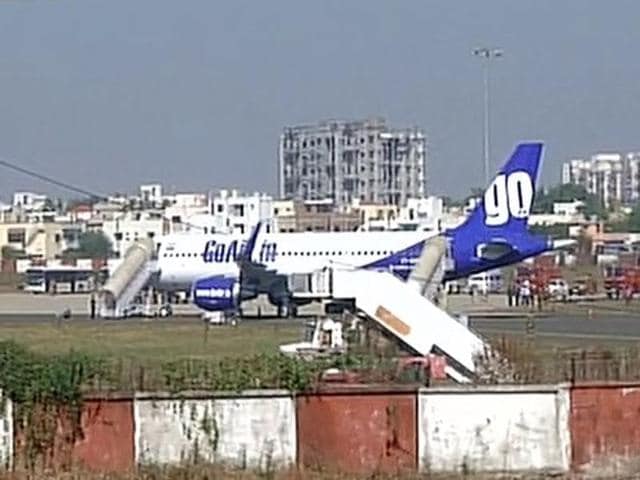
xmin=278 ymin=118 xmax=426 ymax=209
xmin=0 ymin=221 xmax=81 ymax=260
xmin=624 ymin=153 xmax=640 ymax=204
xmin=12 ymin=192 xmax=48 ymax=211
xmin=163 ymin=192 xmax=209 ymax=232
xmin=140 ymin=184 xmax=163 ymax=208
xmin=0 ymin=203 xmax=11 ymax=223
xmin=273 ymin=199 xmax=360 ymax=233
xmin=87 ymin=210 xmax=168 ymax=257
xmin=210 ymin=189 xmax=274 ymax=234
xmin=562 ymin=152 xmax=640 ymax=208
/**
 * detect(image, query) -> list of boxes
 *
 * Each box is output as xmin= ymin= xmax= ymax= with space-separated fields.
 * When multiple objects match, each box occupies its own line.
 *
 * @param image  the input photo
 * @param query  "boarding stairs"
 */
xmin=407 ymin=235 xmax=452 ymax=301
xmin=406 ymin=235 xmax=515 ymax=382
xmin=98 ymin=238 xmax=158 ymax=318
xmin=329 ymin=267 xmax=486 ymax=382
xmin=286 ymin=233 xmax=512 ymax=382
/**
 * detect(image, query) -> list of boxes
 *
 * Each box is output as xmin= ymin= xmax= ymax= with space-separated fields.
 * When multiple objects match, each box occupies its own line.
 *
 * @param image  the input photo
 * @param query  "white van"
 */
xmin=466 ymin=269 xmax=504 ymax=294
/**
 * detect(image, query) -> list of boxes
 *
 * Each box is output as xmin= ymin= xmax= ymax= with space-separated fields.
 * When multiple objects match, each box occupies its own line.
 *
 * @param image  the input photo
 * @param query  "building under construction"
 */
xmin=278 ymin=117 xmax=427 ymax=210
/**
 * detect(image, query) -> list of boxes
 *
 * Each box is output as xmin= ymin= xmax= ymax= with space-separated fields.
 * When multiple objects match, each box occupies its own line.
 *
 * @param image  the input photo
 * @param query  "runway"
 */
xmin=471 ymin=314 xmax=640 ymax=342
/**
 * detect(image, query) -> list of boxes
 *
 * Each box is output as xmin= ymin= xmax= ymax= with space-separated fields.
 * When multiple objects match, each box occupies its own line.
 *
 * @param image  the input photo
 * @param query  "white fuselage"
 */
xmin=156 ymin=230 xmax=435 ymax=290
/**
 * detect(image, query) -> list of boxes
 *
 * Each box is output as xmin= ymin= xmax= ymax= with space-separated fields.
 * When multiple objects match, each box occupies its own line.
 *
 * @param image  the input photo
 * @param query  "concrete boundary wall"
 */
xmin=418 ymin=384 xmax=571 ymax=474
xmin=0 ymin=392 xmax=12 ymax=471
xmin=134 ymin=390 xmax=296 ymax=470
xmin=571 ymin=382 xmax=640 ymax=477
xmin=296 ymin=387 xmax=417 ymax=474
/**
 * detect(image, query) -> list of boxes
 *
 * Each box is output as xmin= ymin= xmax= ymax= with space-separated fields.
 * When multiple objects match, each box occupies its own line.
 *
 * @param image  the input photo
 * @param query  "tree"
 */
xmin=1 ymin=245 xmax=26 ymax=260
xmin=608 ymin=203 xmax=640 ymax=233
xmin=532 ymin=184 xmax=606 ymax=219
xmin=64 ymin=231 xmax=113 ymax=259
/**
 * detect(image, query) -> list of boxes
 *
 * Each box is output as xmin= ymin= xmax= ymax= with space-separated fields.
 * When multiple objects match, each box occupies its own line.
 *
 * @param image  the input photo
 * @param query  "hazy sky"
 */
xmin=0 ymin=0 xmax=639 ymax=200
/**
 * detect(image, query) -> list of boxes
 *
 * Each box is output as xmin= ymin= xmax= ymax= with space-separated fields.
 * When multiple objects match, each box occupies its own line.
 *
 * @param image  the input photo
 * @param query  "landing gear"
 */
xmin=277 ymin=302 xmax=298 ymax=318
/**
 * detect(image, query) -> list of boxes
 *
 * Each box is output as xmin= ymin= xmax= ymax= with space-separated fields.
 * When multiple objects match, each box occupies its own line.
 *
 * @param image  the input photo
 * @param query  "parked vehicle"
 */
xmin=547 ymin=278 xmax=569 ymax=300
xmin=569 ymin=276 xmax=594 ymax=296
xmin=569 ymin=280 xmax=587 ymax=296
xmin=202 ymin=311 xmax=238 ymax=326
xmin=122 ymin=303 xmax=172 ymax=318
xmin=466 ymin=269 xmax=503 ymax=294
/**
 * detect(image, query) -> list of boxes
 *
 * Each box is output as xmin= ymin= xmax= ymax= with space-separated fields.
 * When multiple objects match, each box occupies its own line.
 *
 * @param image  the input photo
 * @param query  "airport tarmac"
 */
xmin=1 ymin=292 xmax=640 ymax=343
xmin=0 ymin=291 xmax=508 ymax=316
xmin=471 ymin=315 xmax=640 ymax=342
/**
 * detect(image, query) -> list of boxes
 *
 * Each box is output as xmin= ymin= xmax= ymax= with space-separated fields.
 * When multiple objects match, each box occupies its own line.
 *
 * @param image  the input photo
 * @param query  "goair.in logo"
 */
xmin=484 ymin=171 xmax=533 ymax=226
xmin=202 ymin=239 xmax=278 ymax=263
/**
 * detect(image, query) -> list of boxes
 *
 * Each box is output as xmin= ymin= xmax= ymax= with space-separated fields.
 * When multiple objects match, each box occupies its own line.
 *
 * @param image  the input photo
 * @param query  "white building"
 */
xmin=0 ymin=202 xmax=11 ymax=223
xmin=88 ymin=210 xmax=168 ymax=257
xmin=562 ymin=152 xmax=640 ymax=208
xmin=163 ymin=193 xmax=210 ymax=232
xmin=400 ymin=197 xmax=443 ymax=225
xmin=211 ymin=189 xmax=274 ymax=234
xmin=356 ymin=196 xmax=445 ymax=232
xmin=553 ymin=200 xmax=585 ymax=216
xmin=140 ymin=184 xmax=163 ymax=207
xmin=12 ymin=192 xmax=48 ymax=211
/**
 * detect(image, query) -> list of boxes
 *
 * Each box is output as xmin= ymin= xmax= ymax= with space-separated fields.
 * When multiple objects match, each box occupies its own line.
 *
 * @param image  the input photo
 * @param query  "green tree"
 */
xmin=64 ymin=231 xmax=113 ymax=259
xmin=532 ymin=184 xmax=606 ymax=219
xmin=608 ymin=203 xmax=640 ymax=232
xmin=625 ymin=205 xmax=640 ymax=232
xmin=1 ymin=245 xmax=26 ymax=260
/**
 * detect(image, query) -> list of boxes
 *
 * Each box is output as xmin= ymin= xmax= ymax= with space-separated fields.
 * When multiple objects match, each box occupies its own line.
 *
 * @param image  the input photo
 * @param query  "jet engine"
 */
xmin=192 ymin=275 xmax=241 ymax=312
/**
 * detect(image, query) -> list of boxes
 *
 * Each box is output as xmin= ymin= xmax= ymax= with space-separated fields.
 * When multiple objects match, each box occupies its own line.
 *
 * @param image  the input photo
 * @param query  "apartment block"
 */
xmin=279 ymin=118 xmax=426 ymax=209
xmin=210 ymin=189 xmax=274 ymax=234
xmin=562 ymin=152 xmax=640 ymax=208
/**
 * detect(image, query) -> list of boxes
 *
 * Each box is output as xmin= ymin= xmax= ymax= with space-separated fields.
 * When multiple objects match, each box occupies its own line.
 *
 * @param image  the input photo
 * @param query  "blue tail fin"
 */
xmin=444 ymin=142 xmax=548 ymax=280
xmin=459 ymin=142 xmax=543 ymax=234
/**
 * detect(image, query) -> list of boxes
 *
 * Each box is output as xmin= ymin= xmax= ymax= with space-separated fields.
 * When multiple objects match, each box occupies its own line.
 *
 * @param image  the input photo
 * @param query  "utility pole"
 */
xmin=472 ymin=47 xmax=503 ymax=185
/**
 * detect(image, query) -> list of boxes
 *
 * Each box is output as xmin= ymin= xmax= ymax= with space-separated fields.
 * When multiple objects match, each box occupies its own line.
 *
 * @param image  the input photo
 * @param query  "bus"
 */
xmin=23 ymin=266 xmax=107 ymax=294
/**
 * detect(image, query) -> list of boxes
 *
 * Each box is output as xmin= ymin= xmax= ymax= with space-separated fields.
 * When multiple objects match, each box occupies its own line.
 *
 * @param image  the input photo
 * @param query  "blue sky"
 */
xmin=0 ymin=0 xmax=638 ymax=199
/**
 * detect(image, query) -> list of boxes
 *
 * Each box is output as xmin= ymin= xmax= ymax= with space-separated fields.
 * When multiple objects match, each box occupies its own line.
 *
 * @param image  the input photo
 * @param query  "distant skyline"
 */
xmin=0 ymin=0 xmax=639 ymax=201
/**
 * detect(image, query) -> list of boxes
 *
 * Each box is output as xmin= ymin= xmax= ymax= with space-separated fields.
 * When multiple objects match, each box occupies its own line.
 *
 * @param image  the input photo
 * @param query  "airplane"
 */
xmin=154 ymin=142 xmax=571 ymax=315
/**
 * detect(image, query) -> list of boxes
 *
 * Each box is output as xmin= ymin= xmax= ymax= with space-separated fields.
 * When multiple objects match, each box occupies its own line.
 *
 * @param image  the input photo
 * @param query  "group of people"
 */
xmin=506 ymin=279 xmax=541 ymax=308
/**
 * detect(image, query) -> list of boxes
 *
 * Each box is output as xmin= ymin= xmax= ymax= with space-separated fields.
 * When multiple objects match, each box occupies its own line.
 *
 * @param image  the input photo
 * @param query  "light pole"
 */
xmin=472 ymin=47 xmax=503 ymax=185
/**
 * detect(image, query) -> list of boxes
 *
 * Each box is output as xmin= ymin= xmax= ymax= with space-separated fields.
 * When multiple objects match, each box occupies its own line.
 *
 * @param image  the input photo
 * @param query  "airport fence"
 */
xmin=486 ymin=334 xmax=640 ymax=384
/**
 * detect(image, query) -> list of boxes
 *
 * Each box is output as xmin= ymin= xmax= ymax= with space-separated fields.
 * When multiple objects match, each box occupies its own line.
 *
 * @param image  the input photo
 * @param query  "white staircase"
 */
xmin=330 ymin=268 xmax=488 ymax=381
xmin=407 ymin=235 xmax=452 ymax=301
xmin=98 ymin=239 xmax=158 ymax=318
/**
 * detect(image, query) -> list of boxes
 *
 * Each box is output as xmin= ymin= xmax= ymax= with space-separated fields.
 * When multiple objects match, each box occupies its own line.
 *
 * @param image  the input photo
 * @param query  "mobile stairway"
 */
xmin=288 ymin=234 xmax=510 ymax=382
xmin=407 ymin=235 xmax=451 ymax=301
xmin=330 ymin=267 xmax=486 ymax=382
xmin=98 ymin=238 xmax=158 ymax=318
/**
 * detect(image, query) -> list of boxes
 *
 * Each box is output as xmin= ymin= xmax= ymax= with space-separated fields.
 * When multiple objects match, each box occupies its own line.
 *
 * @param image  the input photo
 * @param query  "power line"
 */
xmin=0 ymin=156 xmax=211 ymax=232
xmin=0 ymin=157 xmax=108 ymax=201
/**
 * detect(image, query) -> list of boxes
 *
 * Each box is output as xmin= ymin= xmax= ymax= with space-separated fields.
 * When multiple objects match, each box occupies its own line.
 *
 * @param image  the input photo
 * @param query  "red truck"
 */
xmin=603 ymin=266 xmax=640 ymax=299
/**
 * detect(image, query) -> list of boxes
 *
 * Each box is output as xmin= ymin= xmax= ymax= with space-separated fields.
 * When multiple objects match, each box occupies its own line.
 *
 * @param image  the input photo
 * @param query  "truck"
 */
xmin=604 ymin=266 xmax=625 ymax=299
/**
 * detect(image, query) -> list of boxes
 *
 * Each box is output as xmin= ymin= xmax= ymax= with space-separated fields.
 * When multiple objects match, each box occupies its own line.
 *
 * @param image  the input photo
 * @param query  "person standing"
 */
xmin=89 ymin=293 xmax=96 ymax=319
